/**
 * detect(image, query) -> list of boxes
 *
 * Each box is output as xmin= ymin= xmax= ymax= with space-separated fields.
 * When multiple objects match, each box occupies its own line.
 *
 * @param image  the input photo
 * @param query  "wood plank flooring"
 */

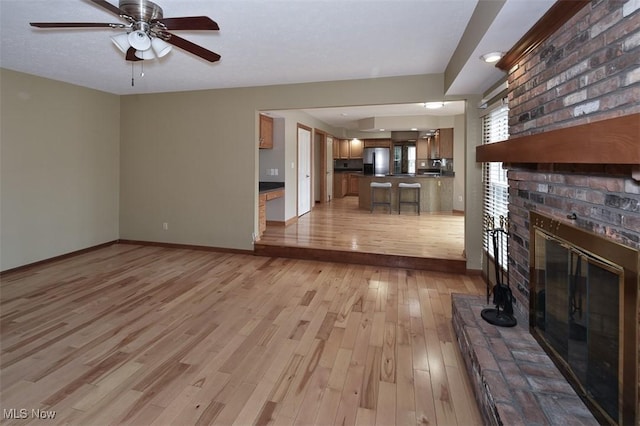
xmin=0 ymin=244 xmax=484 ymax=425
xmin=258 ymin=197 xmax=465 ymax=260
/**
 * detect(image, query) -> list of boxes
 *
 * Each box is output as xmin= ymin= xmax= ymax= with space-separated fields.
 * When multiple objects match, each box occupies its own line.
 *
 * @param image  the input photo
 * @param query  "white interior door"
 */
xmin=298 ymin=127 xmax=311 ymax=216
xmin=326 ymin=136 xmax=333 ymax=201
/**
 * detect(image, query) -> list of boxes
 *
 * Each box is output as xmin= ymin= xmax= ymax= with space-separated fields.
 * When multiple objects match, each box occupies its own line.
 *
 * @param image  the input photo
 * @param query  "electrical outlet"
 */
xmin=163 ymin=222 xmax=168 ymax=230
xmin=458 ymin=195 xmax=463 ymax=202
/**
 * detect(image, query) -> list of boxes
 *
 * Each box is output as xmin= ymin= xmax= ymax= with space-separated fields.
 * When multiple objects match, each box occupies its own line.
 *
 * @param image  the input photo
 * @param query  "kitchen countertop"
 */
xmin=259 ymin=181 xmax=285 ymax=193
xmin=359 ymin=173 xmax=454 ymax=178
xmin=335 ymin=170 xmax=454 ymax=177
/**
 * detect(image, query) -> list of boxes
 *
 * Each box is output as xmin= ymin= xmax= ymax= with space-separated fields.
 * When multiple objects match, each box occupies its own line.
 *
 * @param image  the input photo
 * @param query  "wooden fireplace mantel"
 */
xmin=476 ymin=113 xmax=640 ymax=167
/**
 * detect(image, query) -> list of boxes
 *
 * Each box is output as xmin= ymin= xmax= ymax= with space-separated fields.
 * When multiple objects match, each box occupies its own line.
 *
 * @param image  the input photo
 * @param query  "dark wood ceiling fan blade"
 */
xmin=155 ymin=16 xmax=219 ymax=31
xmin=30 ymin=22 xmax=126 ymax=28
xmin=88 ymin=0 xmax=126 ymax=17
xmin=162 ymin=32 xmax=221 ymax=62
xmin=126 ymin=47 xmax=143 ymax=61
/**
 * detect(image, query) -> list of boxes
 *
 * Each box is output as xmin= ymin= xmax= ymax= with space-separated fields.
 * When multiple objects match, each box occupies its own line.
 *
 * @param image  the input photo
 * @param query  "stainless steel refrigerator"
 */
xmin=363 ymin=147 xmax=390 ymax=175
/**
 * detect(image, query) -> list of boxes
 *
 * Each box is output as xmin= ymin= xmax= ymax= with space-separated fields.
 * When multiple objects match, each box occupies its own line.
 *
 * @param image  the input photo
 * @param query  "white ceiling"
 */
xmin=0 ymin=0 xmax=554 ymax=129
xmin=299 ymin=101 xmax=466 ymax=131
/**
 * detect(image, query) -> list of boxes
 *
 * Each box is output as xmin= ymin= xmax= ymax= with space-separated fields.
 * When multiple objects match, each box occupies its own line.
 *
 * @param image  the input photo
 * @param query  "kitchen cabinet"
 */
xmin=417 ymin=137 xmax=430 ymax=159
xmin=339 ymin=139 xmax=350 ymax=159
xmin=364 ymin=139 xmax=391 ymax=148
xmin=348 ymin=174 xmax=360 ymax=195
xmin=349 ymin=139 xmax=363 ymax=158
xmin=333 ymin=172 xmax=349 ymax=198
xmin=335 ymin=139 xmax=363 ymax=159
xmin=259 ymin=114 xmax=273 ymax=149
xmin=439 ymin=128 xmax=454 ymax=158
xmin=258 ymin=188 xmax=284 ymax=238
xmin=259 ymin=194 xmax=266 ymax=235
xmin=429 ymin=131 xmax=440 ymax=159
xmin=426 ymin=129 xmax=453 ymax=159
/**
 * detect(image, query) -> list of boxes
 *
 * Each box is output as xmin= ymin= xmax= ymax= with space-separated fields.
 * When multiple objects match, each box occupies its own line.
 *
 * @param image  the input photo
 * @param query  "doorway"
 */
xmin=297 ymin=125 xmax=312 ymax=216
xmin=314 ymin=129 xmax=332 ymax=204
xmin=326 ymin=136 xmax=333 ymax=202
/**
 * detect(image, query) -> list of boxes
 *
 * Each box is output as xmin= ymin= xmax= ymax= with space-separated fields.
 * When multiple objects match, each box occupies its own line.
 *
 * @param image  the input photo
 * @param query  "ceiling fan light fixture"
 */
xmin=151 ymin=37 xmax=172 ymax=58
xmin=111 ymin=32 xmax=130 ymax=53
xmin=128 ymin=30 xmax=152 ymax=51
xmin=134 ymin=49 xmax=156 ymax=60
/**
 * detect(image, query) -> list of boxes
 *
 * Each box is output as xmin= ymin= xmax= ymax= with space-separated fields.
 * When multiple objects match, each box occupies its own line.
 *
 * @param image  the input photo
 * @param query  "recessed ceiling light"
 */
xmin=410 ymin=128 xmax=418 ymax=131
xmin=340 ymin=113 xmax=348 ymax=116
xmin=480 ymin=51 xmax=504 ymax=63
xmin=379 ymin=128 xmax=385 ymax=131
xmin=424 ymin=102 xmax=444 ymax=109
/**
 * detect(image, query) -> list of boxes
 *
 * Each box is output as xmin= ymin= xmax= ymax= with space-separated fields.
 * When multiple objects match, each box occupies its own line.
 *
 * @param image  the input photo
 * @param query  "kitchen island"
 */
xmin=358 ymin=174 xmax=453 ymax=213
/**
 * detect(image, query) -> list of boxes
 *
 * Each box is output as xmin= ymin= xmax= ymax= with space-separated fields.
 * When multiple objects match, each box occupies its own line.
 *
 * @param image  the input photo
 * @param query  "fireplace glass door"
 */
xmin=533 ymin=230 xmax=622 ymax=423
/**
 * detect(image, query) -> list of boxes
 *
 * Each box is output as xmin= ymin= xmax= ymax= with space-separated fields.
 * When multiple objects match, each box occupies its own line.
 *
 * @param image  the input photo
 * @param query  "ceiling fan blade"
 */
xmin=125 ymin=47 xmax=143 ymax=61
xmin=30 ymin=22 xmax=126 ymax=29
xmin=162 ymin=32 xmax=221 ymax=62
xmin=88 ymin=0 xmax=126 ymax=18
xmin=155 ymin=16 xmax=219 ymax=31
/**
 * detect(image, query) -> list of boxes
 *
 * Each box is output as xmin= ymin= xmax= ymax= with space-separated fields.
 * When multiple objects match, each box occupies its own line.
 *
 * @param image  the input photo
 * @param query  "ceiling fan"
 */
xmin=30 ymin=0 xmax=221 ymax=63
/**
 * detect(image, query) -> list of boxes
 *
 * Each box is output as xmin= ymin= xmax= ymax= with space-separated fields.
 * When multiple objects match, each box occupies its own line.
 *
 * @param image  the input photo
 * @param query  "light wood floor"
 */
xmin=259 ymin=197 xmax=465 ymax=261
xmin=0 ymin=244 xmax=484 ymax=425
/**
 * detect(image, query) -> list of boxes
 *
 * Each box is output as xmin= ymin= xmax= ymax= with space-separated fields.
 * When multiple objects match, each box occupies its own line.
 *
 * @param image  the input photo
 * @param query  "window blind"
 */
xmin=482 ymin=103 xmax=509 ymax=270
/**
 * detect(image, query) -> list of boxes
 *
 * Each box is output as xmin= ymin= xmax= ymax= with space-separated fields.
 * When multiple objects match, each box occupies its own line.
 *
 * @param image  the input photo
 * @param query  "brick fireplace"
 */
xmin=459 ymin=0 xmax=640 ymax=424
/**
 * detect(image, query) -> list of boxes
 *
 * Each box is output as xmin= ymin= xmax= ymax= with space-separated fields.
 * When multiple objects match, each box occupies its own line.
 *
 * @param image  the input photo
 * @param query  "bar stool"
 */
xmin=398 ymin=182 xmax=421 ymax=215
xmin=370 ymin=182 xmax=392 ymax=213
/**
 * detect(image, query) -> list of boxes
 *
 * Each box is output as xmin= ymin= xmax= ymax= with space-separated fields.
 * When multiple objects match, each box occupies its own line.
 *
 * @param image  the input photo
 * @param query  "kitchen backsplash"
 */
xmin=334 ymin=159 xmax=363 ymax=170
xmin=417 ymin=158 xmax=453 ymax=172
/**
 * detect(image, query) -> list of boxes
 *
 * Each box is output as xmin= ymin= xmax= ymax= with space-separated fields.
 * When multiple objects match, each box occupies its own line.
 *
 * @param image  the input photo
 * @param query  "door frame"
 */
xmin=314 ymin=129 xmax=328 ymax=204
xmin=326 ymin=135 xmax=334 ymax=202
xmin=297 ymin=123 xmax=313 ymax=217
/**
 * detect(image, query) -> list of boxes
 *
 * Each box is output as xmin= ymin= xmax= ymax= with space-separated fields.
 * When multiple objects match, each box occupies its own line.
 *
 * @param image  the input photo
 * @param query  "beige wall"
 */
xmin=453 ymin=114 xmax=466 ymax=212
xmin=464 ymin=96 xmax=484 ymax=270
xmin=119 ymin=75 xmax=454 ymax=250
xmin=1 ymin=69 xmax=485 ymax=271
xmin=0 ymin=69 xmax=120 ymax=271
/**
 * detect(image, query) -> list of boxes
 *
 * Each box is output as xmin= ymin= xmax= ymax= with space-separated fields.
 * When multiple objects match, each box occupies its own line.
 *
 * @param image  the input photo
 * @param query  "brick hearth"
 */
xmin=452 ymin=293 xmax=597 ymax=425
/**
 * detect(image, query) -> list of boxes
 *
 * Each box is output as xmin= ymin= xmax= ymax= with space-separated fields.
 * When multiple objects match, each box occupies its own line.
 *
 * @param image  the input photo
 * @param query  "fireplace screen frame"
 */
xmin=529 ymin=211 xmax=639 ymax=425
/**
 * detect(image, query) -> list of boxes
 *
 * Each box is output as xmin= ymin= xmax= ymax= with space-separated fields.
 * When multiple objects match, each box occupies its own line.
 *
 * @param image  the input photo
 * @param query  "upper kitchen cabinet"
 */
xmin=364 ymin=139 xmax=391 ymax=148
xmin=259 ymin=114 xmax=274 ymax=149
xmin=439 ymin=128 xmax=453 ymax=158
xmin=427 ymin=128 xmax=453 ymax=159
xmin=417 ymin=136 xmax=430 ymax=159
xmin=339 ymin=139 xmax=350 ymax=158
xmin=349 ymin=139 xmax=363 ymax=158
xmin=334 ymin=139 xmax=363 ymax=159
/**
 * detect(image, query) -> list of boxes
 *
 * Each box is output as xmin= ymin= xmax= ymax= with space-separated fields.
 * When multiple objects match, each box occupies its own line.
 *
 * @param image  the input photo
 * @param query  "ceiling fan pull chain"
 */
xmin=140 ymin=61 xmax=144 ymax=78
xmin=131 ymin=62 xmax=135 ymax=87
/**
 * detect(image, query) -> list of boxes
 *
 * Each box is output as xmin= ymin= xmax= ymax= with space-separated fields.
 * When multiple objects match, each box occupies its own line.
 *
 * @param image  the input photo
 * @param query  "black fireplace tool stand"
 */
xmin=482 ymin=216 xmax=517 ymax=327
